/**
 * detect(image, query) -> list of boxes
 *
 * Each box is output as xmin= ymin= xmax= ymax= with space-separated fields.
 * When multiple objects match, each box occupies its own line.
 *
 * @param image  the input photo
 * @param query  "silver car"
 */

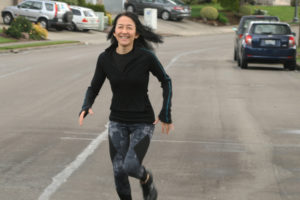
xmin=1 ymin=0 xmax=73 ymax=30
xmin=69 ymin=6 xmax=99 ymax=32
xmin=124 ymin=0 xmax=191 ymax=21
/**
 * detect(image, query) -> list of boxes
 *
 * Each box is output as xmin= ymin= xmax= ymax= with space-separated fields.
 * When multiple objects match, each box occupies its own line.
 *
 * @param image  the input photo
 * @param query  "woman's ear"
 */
xmin=135 ymin=34 xmax=139 ymax=39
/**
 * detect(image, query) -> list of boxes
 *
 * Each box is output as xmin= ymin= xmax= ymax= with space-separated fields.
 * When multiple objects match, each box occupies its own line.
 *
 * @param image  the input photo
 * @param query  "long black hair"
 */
xmin=107 ymin=12 xmax=163 ymax=51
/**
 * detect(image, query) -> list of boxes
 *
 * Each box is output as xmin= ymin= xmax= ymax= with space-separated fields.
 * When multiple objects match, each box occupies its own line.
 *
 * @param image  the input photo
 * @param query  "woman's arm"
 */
xmin=79 ymin=54 xmax=107 ymax=122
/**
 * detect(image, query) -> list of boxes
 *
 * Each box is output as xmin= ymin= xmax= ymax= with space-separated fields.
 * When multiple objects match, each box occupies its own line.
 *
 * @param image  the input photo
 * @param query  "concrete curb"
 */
xmin=0 ymin=41 xmax=84 ymax=54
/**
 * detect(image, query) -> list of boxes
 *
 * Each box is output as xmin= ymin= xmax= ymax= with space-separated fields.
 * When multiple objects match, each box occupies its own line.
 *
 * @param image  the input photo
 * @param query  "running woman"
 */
xmin=79 ymin=12 xmax=173 ymax=200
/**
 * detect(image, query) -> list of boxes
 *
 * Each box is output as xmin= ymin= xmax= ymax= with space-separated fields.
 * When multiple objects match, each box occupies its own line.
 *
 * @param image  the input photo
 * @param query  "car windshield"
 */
xmin=252 ymin=24 xmax=291 ymax=35
xmin=242 ymin=18 xmax=278 ymax=33
xmin=83 ymin=10 xmax=95 ymax=17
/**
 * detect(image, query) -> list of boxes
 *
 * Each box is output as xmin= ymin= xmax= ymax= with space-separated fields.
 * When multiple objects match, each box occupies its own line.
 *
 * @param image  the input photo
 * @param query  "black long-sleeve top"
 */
xmin=81 ymin=46 xmax=172 ymax=124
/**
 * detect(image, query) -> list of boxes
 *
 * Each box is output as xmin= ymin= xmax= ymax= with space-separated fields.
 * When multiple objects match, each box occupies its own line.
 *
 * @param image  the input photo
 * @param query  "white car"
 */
xmin=69 ymin=6 xmax=99 ymax=31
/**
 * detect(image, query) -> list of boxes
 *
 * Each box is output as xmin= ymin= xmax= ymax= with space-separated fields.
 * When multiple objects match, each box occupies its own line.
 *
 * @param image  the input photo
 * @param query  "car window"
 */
xmin=167 ymin=0 xmax=177 ymax=5
xmin=57 ymin=3 xmax=69 ymax=11
xmin=83 ymin=10 xmax=95 ymax=17
xmin=142 ymin=0 xmax=153 ymax=3
xmin=45 ymin=3 xmax=54 ymax=11
xmin=253 ymin=24 xmax=291 ymax=35
xmin=71 ymin=9 xmax=81 ymax=16
xmin=156 ymin=0 xmax=168 ymax=3
xmin=20 ymin=1 xmax=33 ymax=9
xmin=30 ymin=2 xmax=42 ymax=10
xmin=242 ymin=18 xmax=278 ymax=33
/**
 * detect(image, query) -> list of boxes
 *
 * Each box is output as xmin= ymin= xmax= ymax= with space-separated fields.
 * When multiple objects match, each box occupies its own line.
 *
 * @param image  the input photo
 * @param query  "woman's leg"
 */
xmin=108 ymin=121 xmax=132 ymax=200
xmin=123 ymin=123 xmax=154 ymax=179
xmin=123 ymin=123 xmax=157 ymax=200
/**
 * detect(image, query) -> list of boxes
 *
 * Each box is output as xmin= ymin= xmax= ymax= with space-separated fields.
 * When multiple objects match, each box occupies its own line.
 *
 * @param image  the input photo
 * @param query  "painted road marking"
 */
xmin=0 ymin=66 xmax=32 ymax=79
xmin=38 ymin=123 xmax=108 ymax=200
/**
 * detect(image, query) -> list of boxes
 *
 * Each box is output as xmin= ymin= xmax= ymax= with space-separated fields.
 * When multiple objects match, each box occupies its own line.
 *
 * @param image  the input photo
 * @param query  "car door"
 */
xmin=16 ymin=1 xmax=33 ymax=19
xmin=27 ymin=1 xmax=43 ymax=22
xmin=139 ymin=0 xmax=155 ymax=13
xmin=152 ymin=0 xmax=165 ymax=14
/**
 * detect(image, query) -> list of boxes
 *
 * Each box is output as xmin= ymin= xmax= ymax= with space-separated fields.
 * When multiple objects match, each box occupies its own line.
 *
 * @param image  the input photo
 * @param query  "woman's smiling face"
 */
xmin=113 ymin=16 xmax=139 ymax=49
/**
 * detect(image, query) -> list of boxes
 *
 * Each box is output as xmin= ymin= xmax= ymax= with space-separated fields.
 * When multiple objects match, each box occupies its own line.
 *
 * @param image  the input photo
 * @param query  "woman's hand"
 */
xmin=153 ymin=118 xmax=174 ymax=134
xmin=79 ymin=108 xmax=94 ymax=126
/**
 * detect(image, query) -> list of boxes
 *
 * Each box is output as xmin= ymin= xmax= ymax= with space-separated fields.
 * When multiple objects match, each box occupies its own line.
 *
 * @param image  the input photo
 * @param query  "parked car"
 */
xmin=233 ymin=15 xmax=279 ymax=61
xmin=68 ymin=6 xmax=99 ymax=31
xmin=237 ymin=21 xmax=296 ymax=70
xmin=124 ymin=0 xmax=191 ymax=21
xmin=1 ymin=0 xmax=73 ymax=30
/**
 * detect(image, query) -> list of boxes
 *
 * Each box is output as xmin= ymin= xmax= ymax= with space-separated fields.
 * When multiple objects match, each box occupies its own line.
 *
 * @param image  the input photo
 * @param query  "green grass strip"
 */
xmin=249 ymin=5 xmax=300 ymax=22
xmin=0 ymin=36 xmax=17 ymax=44
xmin=0 ymin=28 xmax=17 ymax=43
xmin=0 ymin=40 xmax=80 ymax=51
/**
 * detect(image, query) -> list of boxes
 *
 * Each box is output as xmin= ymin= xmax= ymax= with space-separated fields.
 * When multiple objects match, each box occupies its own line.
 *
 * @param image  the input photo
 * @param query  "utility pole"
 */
xmin=294 ymin=0 xmax=299 ymax=22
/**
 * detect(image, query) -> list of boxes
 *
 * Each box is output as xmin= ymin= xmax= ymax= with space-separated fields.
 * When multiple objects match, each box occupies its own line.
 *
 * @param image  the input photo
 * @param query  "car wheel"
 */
xmin=3 ymin=13 xmax=13 ymax=25
xmin=126 ymin=5 xmax=135 ymax=13
xmin=161 ymin=11 xmax=170 ymax=20
xmin=67 ymin=22 xmax=77 ymax=31
xmin=38 ymin=18 xmax=48 ymax=30
xmin=240 ymin=52 xmax=248 ymax=69
xmin=284 ymin=60 xmax=296 ymax=71
xmin=234 ymin=49 xmax=237 ymax=61
xmin=237 ymin=53 xmax=241 ymax=67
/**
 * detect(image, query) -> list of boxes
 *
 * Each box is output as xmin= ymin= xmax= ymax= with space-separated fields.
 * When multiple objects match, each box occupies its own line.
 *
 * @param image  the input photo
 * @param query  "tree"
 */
xmin=218 ymin=0 xmax=240 ymax=11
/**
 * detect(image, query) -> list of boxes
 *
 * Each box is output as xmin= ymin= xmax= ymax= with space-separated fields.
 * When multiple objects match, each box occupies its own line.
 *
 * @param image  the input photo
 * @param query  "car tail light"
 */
xmin=289 ymin=36 xmax=296 ymax=48
xmin=96 ymin=19 xmax=99 ymax=23
xmin=173 ymin=6 xmax=183 ymax=10
xmin=239 ymin=34 xmax=243 ymax=39
xmin=245 ymin=35 xmax=252 ymax=46
xmin=54 ymin=3 xmax=58 ymax=17
xmin=82 ymin=18 xmax=88 ymax=22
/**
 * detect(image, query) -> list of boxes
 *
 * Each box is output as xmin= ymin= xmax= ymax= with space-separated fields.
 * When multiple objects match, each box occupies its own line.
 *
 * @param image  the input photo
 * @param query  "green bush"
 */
xmin=5 ymin=16 xmax=47 ymax=40
xmin=181 ymin=0 xmax=198 ymax=4
xmin=218 ymin=0 xmax=239 ymax=11
xmin=218 ymin=12 xmax=229 ymax=24
xmin=5 ymin=26 xmax=22 ymax=39
xmin=78 ymin=0 xmax=85 ymax=6
xmin=200 ymin=6 xmax=219 ymax=20
xmin=239 ymin=5 xmax=252 ymax=15
xmin=5 ymin=16 xmax=32 ymax=39
xmin=13 ymin=16 xmax=32 ymax=32
xmin=84 ymin=3 xmax=105 ymax=12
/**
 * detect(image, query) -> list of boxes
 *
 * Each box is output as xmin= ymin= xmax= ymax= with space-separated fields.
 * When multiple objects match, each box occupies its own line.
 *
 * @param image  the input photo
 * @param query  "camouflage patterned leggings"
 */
xmin=108 ymin=121 xmax=155 ymax=200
